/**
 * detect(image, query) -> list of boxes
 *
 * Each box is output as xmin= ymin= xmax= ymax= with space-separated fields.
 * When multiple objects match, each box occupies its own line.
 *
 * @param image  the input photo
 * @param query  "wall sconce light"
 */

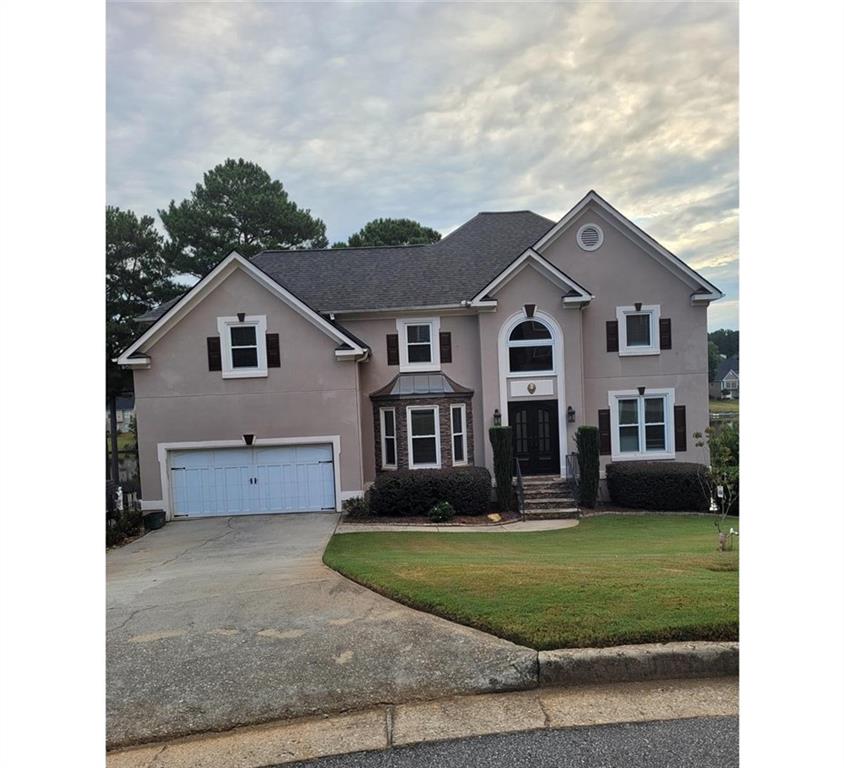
xmin=237 ymin=312 xmax=246 ymax=322
xmin=524 ymin=303 xmax=536 ymax=318
xmin=567 ymin=406 xmax=576 ymax=423
xmin=634 ymin=302 xmax=642 ymax=312
xmin=493 ymin=409 xmax=502 ymax=427
xmin=637 ymin=386 xmax=646 ymax=396
xmin=243 ymin=433 xmax=254 ymax=446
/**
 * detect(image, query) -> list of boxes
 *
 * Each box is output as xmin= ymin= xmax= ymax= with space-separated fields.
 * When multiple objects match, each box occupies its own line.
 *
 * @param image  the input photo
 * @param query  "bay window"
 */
xmin=407 ymin=405 xmax=441 ymax=468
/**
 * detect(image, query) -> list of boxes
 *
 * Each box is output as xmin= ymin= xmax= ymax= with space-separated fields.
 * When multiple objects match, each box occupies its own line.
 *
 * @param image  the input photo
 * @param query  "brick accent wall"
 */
xmin=372 ymin=396 xmax=474 ymax=473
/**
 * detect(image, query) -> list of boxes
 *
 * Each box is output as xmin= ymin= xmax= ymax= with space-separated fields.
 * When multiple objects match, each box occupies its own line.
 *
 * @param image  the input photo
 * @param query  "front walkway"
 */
xmin=335 ymin=518 xmax=580 ymax=534
xmin=107 ymin=513 xmax=536 ymax=749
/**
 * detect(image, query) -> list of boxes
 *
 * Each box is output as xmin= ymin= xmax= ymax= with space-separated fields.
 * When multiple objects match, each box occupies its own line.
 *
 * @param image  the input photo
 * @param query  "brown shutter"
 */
xmin=207 ymin=336 xmax=222 ymax=371
xmin=659 ymin=318 xmax=672 ymax=350
xmin=266 ymin=333 xmax=280 ymax=368
xmin=598 ymin=409 xmax=611 ymax=455
xmin=439 ymin=331 xmax=452 ymax=364
xmin=386 ymin=333 xmax=399 ymax=366
xmin=606 ymin=320 xmax=619 ymax=353
xmin=674 ymin=405 xmax=687 ymax=452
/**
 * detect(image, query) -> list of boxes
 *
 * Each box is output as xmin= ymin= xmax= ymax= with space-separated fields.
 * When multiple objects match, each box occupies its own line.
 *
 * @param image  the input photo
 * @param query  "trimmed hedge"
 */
xmin=574 ymin=426 xmax=600 ymax=509
xmin=489 ymin=426 xmax=514 ymax=512
xmin=606 ymin=461 xmax=708 ymax=511
xmin=369 ymin=467 xmax=492 ymax=517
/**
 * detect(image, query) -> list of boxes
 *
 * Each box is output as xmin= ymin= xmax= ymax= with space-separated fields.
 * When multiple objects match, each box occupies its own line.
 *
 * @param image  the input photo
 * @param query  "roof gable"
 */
xmin=116 ymin=252 xmax=368 ymax=367
xmin=533 ymin=191 xmax=723 ymax=303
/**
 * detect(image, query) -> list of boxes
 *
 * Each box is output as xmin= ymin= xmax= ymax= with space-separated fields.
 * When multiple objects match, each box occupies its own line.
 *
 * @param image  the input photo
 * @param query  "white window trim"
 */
xmin=396 ymin=317 xmax=441 ymax=373
xmin=608 ymin=388 xmax=675 ymax=461
xmin=723 ymin=378 xmax=738 ymax=390
xmin=507 ymin=318 xmax=556 ymax=377
xmin=379 ymin=407 xmax=398 ymax=470
xmin=450 ymin=403 xmax=468 ymax=466
xmin=406 ymin=405 xmax=441 ymax=469
xmin=217 ymin=315 xmax=268 ymax=378
xmin=616 ymin=305 xmax=661 ymax=356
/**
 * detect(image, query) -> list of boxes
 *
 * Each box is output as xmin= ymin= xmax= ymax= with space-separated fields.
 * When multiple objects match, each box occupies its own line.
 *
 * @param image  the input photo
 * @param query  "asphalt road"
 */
xmin=284 ymin=716 xmax=739 ymax=768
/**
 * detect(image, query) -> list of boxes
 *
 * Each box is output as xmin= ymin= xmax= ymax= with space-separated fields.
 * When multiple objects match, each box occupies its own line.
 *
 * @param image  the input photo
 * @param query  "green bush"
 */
xmin=369 ymin=467 xmax=491 ymax=517
xmin=575 ymin=426 xmax=600 ymax=509
xmin=606 ymin=462 xmax=708 ymax=511
xmin=489 ymin=426 xmax=514 ymax=512
xmin=428 ymin=501 xmax=456 ymax=523
xmin=342 ymin=494 xmax=370 ymax=518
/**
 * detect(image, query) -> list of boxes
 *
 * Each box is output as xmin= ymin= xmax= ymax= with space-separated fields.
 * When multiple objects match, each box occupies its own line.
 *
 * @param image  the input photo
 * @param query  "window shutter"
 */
xmin=674 ymin=405 xmax=687 ymax=452
xmin=598 ymin=409 xmax=611 ymax=455
xmin=606 ymin=321 xmax=619 ymax=353
xmin=439 ymin=331 xmax=452 ymax=364
xmin=659 ymin=318 xmax=672 ymax=350
xmin=207 ymin=336 xmax=222 ymax=371
xmin=266 ymin=333 xmax=281 ymax=368
xmin=386 ymin=333 xmax=399 ymax=366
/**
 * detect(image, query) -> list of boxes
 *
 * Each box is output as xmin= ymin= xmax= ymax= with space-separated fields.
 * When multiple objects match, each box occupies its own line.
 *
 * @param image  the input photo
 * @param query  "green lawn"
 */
xmin=106 ymin=432 xmax=136 ymax=453
xmin=709 ymin=399 xmax=739 ymax=413
xmin=324 ymin=515 xmax=738 ymax=650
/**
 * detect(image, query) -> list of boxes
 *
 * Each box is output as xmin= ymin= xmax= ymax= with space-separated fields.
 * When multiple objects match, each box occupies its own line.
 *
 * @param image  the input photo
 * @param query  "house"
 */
xmin=710 ymin=355 xmax=739 ymax=399
xmin=117 ymin=191 xmax=722 ymax=519
xmin=106 ymin=395 xmax=135 ymax=434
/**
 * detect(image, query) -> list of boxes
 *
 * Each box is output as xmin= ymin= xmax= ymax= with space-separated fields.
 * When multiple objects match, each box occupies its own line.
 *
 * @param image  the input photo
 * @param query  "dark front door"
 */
xmin=509 ymin=400 xmax=560 ymax=475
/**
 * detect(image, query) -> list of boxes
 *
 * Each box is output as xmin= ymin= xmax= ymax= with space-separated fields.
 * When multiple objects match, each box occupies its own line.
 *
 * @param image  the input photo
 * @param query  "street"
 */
xmin=284 ymin=716 xmax=738 ymax=768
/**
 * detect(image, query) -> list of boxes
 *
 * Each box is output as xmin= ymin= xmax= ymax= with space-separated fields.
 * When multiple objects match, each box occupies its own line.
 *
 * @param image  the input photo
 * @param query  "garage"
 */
xmin=168 ymin=443 xmax=336 ymax=517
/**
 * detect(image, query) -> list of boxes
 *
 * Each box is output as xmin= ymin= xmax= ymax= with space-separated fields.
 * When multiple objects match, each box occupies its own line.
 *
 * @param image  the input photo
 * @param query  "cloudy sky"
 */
xmin=107 ymin=1 xmax=738 ymax=329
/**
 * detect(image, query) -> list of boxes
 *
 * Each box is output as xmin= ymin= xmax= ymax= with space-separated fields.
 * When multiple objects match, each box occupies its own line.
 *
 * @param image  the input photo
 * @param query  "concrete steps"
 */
xmin=518 ymin=475 xmax=579 ymax=520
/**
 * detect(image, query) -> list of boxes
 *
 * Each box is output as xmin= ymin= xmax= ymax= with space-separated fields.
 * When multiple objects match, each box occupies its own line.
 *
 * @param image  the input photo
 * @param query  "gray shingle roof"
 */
xmin=716 ymin=355 xmax=739 ymax=381
xmin=250 ymin=210 xmax=555 ymax=312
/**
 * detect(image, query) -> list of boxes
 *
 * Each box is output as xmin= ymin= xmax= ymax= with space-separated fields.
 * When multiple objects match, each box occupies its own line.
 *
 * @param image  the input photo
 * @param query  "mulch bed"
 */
xmin=341 ymin=511 xmax=522 ymax=526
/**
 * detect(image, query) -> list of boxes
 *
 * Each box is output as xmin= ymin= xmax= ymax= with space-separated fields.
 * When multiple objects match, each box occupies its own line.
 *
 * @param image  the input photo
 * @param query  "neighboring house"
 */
xmin=106 ymin=395 xmax=135 ymax=434
xmin=118 ymin=191 xmax=722 ymax=519
xmin=710 ymin=355 xmax=739 ymax=398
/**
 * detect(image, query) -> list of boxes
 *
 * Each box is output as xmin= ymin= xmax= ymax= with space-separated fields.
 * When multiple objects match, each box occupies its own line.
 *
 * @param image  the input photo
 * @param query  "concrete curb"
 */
xmin=538 ymin=641 xmax=739 ymax=686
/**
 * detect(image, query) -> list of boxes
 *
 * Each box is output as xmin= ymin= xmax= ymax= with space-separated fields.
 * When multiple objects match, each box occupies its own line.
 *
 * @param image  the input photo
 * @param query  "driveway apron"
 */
xmin=107 ymin=514 xmax=536 ymax=748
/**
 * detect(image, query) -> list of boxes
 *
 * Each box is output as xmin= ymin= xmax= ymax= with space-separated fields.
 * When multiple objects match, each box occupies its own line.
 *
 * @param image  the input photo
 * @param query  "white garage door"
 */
xmin=169 ymin=444 xmax=336 ymax=517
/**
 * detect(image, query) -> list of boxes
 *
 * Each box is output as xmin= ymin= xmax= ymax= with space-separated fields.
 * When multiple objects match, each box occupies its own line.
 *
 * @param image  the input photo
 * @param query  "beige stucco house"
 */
xmin=118 ymin=191 xmax=722 ymax=520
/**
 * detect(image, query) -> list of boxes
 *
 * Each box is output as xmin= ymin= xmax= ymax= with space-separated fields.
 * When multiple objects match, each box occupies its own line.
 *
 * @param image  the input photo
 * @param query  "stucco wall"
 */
xmin=132 ymin=267 xmax=364 ymax=506
xmin=341 ymin=313 xmax=484 ymax=484
xmin=539 ymin=205 xmax=711 ymax=468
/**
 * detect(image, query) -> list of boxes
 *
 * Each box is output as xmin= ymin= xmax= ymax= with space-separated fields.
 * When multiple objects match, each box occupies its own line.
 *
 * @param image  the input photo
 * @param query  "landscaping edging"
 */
xmin=538 ymin=641 xmax=739 ymax=686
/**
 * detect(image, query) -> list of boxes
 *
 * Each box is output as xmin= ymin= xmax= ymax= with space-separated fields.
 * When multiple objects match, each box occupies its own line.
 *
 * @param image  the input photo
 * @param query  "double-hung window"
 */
xmin=380 ymin=408 xmax=397 ymax=469
xmin=407 ymin=405 xmax=441 ymax=469
xmin=616 ymin=305 xmax=660 ymax=356
xmin=609 ymin=388 xmax=674 ymax=460
xmin=450 ymin=404 xmax=467 ymax=465
xmin=217 ymin=315 xmax=268 ymax=378
xmin=396 ymin=317 xmax=440 ymax=372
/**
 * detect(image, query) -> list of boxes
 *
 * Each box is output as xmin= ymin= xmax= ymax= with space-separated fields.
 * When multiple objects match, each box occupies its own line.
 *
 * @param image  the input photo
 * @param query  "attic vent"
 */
xmin=577 ymin=223 xmax=604 ymax=251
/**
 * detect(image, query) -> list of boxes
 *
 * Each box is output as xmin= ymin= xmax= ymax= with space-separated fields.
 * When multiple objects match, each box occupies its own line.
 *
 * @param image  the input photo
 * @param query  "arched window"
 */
xmin=508 ymin=320 xmax=553 ymax=373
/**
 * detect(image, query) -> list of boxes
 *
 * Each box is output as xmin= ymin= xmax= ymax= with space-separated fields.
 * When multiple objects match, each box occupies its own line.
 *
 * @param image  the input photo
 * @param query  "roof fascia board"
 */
xmin=469 ymin=248 xmax=593 ymax=306
xmin=533 ymin=191 xmax=724 ymax=301
xmin=117 ymin=252 xmax=365 ymax=365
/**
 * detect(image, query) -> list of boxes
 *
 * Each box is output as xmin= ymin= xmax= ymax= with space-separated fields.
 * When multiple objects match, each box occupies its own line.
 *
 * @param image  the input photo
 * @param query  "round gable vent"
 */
xmin=577 ymin=223 xmax=604 ymax=251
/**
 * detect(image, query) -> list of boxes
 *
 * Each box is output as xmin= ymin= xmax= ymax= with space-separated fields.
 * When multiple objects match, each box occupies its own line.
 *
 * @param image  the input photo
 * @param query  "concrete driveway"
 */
xmin=107 ymin=514 xmax=536 ymax=749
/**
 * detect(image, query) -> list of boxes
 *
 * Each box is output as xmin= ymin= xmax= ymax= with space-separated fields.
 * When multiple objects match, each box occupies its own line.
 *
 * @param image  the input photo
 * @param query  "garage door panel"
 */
xmin=170 ymin=443 xmax=335 ymax=517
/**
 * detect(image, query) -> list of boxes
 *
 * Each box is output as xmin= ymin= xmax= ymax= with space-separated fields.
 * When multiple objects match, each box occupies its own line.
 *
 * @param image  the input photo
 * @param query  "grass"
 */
xmin=709 ymin=399 xmax=739 ymax=413
xmin=106 ymin=432 xmax=136 ymax=453
xmin=324 ymin=514 xmax=738 ymax=650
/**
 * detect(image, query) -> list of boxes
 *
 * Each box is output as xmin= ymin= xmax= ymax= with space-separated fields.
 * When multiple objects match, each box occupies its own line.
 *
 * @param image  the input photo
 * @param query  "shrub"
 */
xmin=428 ymin=501 xmax=455 ymax=523
xmin=342 ymin=494 xmax=370 ymax=518
xmin=606 ymin=462 xmax=708 ymax=511
xmin=369 ymin=467 xmax=492 ymax=517
xmin=574 ymin=426 xmax=599 ymax=509
xmin=489 ymin=426 xmax=514 ymax=512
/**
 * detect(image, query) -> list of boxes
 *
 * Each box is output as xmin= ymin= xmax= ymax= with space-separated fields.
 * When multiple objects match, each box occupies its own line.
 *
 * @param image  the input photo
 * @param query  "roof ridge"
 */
xmin=257 ymin=243 xmax=429 ymax=256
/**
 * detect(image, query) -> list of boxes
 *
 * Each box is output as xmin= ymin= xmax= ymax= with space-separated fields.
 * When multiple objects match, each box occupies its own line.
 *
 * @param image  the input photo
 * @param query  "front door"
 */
xmin=508 ymin=400 xmax=560 ymax=475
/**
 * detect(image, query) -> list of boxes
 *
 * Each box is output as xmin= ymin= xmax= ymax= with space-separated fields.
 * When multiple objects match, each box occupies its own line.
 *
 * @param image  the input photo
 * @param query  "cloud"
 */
xmin=107 ymin=1 xmax=738 ymax=328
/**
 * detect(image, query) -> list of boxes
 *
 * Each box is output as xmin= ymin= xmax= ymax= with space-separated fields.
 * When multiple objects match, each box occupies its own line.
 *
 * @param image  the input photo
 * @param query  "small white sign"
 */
xmin=717 ymin=485 xmax=724 ymax=498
